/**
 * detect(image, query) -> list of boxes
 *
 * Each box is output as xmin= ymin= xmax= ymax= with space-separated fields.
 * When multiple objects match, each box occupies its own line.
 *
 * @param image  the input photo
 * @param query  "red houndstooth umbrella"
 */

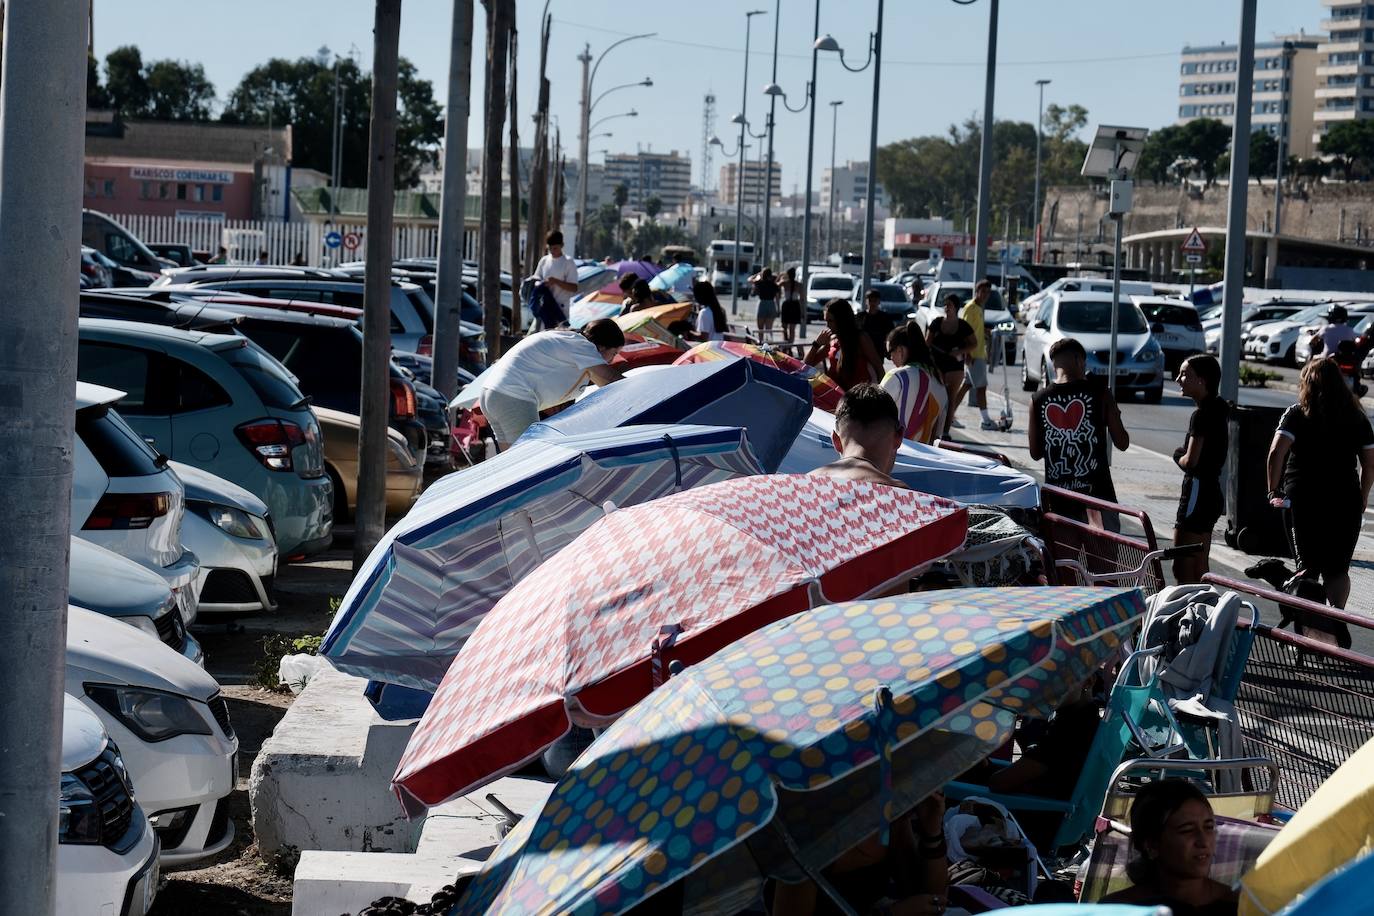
xmin=392 ymin=474 xmax=967 ymax=814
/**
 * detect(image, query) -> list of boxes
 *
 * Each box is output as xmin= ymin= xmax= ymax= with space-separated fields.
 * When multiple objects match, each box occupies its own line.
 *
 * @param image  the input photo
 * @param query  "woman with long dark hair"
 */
xmin=779 ymin=267 xmax=803 ymax=343
xmin=1266 ymin=356 xmax=1374 ymax=607
xmin=926 ymin=294 xmax=977 ymax=436
xmin=882 ymin=324 xmax=947 ymax=443
xmin=685 ymin=279 xmax=729 ymax=342
xmin=1101 ymin=779 xmax=1236 ymax=915
xmin=804 ymin=298 xmax=883 ymax=390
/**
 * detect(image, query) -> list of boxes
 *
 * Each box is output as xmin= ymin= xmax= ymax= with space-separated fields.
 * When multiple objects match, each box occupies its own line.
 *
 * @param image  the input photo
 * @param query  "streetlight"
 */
xmin=1266 ymin=40 xmax=1298 ymax=287
xmin=576 ymin=34 xmax=655 ymax=248
xmin=815 ymin=0 xmax=885 ymax=304
xmin=730 ymin=9 xmax=768 ymax=316
xmin=826 ymin=100 xmax=843 ymax=257
xmin=590 ymin=109 xmax=638 ymax=133
xmin=591 ymin=77 xmax=652 ymax=114
xmin=1033 ymin=78 xmax=1051 ymax=262
xmin=971 ymin=0 xmax=1000 ymax=284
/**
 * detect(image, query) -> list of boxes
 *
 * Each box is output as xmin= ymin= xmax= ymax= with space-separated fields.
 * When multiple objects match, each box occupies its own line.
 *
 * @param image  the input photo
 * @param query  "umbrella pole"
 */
xmin=768 ymin=819 xmax=862 ymax=916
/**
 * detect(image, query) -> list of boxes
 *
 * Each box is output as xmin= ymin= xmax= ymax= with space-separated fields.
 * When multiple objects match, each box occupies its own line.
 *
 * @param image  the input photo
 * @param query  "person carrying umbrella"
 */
xmin=809 ymin=383 xmax=909 ymax=489
xmin=477 ymin=319 xmax=626 ymax=449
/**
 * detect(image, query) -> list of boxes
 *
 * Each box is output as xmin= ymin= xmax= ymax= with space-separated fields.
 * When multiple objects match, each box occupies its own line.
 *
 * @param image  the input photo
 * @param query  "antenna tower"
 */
xmin=701 ymin=91 xmax=716 ymax=194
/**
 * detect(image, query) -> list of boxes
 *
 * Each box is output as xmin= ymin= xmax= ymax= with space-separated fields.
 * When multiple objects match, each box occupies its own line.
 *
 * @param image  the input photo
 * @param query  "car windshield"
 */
xmin=221 ymin=342 xmax=309 ymax=410
xmin=874 ymin=285 xmax=906 ymax=303
xmin=1139 ymin=303 xmax=1201 ymax=327
xmin=812 ymin=276 xmax=852 ymax=291
xmin=1057 ymin=300 xmax=1149 ymax=334
xmin=1283 ymin=304 xmax=1330 ymax=325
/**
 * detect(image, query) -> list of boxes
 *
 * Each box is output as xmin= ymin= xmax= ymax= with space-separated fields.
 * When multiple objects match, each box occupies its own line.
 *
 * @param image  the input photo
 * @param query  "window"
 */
xmin=164 ymin=358 xmax=231 ymax=413
xmin=105 ymin=232 xmax=139 ymax=266
xmin=211 ymin=185 xmax=223 ymax=202
xmin=192 ymin=184 xmax=204 ymax=202
xmin=74 ymin=405 xmax=162 ymax=477
xmin=84 ymin=178 xmax=98 ymax=197
xmin=176 ymin=183 xmax=187 ymax=200
xmin=77 ymin=342 xmax=152 ymax=413
xmin=1056 ymin=301 xmax=1148 ymax=335
xmin=103 ymin=179 xmax=115 ymax=198
xmin=239 ymin=321 xmax=361 ymax=411
xmin=220 ymin=341 xmax=307 ymax=410
xmin=139 ymin=181 xmax=154 ymax=200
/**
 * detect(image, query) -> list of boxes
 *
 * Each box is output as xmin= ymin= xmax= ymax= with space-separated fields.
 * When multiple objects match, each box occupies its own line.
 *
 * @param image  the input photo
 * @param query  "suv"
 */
xmin=1020 ymin=291 xmax=1164 ymax=402
xmin=76 ymin=319 xmax=333 ymax=560
xmin=80 ymin=289 xmax=245 ymax=332
xmin=806 ymin=272 xmax=858 ymax=319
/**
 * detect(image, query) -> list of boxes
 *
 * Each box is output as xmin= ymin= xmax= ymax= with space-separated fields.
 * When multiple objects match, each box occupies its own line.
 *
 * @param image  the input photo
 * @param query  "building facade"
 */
xmin=1313 ymin=0 xmax=1374 ymax=146
xmin=820 ymin=160 xmax=887 ymax=212
xmin=1177 ymin=35 xmax=1320 ymax=159
xmin=602 ymin=150 xmax=692 ymax=211
xmin=718 ymin=159 xmax=783 ymax=208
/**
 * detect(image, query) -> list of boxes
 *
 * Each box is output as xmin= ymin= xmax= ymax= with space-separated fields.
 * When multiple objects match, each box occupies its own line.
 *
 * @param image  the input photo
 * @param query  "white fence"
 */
xmin=110 ymin=213 xmax=515 ymax=270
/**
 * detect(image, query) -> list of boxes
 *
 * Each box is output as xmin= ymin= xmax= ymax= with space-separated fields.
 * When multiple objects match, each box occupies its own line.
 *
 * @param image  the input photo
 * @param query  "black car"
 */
xmin=78 ymin=290 xmax=244 ymax=332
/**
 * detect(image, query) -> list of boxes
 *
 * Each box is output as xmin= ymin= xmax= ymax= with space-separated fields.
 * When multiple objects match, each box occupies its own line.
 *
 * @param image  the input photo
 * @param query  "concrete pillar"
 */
xmin=1163 ymin=242 xmax=1175 ymax=281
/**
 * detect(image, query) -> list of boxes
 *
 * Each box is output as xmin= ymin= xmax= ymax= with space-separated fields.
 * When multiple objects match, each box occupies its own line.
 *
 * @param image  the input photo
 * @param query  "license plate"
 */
xmin=1115 ymin=367 xmax=1131 ymax=376
xmin=1157 ymin=333 xmax=1179 ymax=344
xmin=142 ymin=854 xmax=160 ymax=912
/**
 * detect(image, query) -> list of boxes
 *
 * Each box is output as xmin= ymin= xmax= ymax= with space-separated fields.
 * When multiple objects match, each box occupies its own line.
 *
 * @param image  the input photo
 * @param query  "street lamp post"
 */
xmin=576 ymin=33 xmax=655 ymax=252
xmin=760 ymin=0 xmax=783 ymax=271
xmin=1032 ymin=78 xmax=1051 ymax=262
xmin=731 ymin=9 xmax=768 ymax=316
xmin=826 ymin=100 xmax=843 ymax=256
xmin=816 ymin=0 xmax=884 ymax=303
xmin=1266 ymin=40 xmax=1297 ymax=287
xmin=972 ymin=0 xmax=1000 ymax=284
xmin=798 ymin=0 xmax=822 ymax=336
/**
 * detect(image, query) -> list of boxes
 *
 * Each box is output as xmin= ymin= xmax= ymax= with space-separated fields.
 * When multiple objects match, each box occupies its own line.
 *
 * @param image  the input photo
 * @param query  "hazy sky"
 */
xmin=96 ymin=0 xmax=1311 ymax=192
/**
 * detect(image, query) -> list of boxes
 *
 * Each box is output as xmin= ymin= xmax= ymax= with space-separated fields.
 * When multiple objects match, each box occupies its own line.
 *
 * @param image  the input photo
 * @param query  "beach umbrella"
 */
xmin=1240 ymin=734 xmax=1374 ymax=915
xmin=648 ymin=261 xmax=695 ymax=296
xmin=321 ymin=425 xmax=763 ymax=692
xmin=568 ymin=295 xmax=625 ymax=329
xmin=392 ymin=476 xmax=970 ymax=815
xmin=1278 ymin=851 xmax=1374 ymax=914
xmin=674 ymin=340 xmax=846 ymax=413
xmin=450 ymin=587 xmax=1144 ymax=915
xmin=610 ymin=333 xmax=686 ymax=370
xmin=614 ymin=303 xmax=693 ymax=335
xmin=781 ymin=407 xmax=1041 ymax=509
xmin=597 ymin=259 xmax=662 ymax=293
xmin=523 ymin=358 xmax=813 ymax=473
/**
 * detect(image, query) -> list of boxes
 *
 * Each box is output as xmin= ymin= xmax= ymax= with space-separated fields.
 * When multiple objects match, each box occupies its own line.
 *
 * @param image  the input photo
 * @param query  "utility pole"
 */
xmin=858 ymin=0 xmax=884 ymax=303
xmin=524 ymin=8 xmax=553 ymax=280
xmin=507 ymin=19 xmax=521 ymax=331
xmin=480 ymin=0 xmax=512 ymax=362
xmin=1220 ymin=0 xmax=1257 ymax=408
xmin=0 ymin=0 xmax=89 ymax=908
xmin=1266 ymin=40 xmax=1297 ymax=288
xmin=1032 ymin=78 xmax=1050 ymax=263
xmin=575 ymin=44 xmax=591 ymax=252
xmin=354 ymin=0 xmax=402 ymax=570
xmin=972 ymin=0 xmax=999 ymax=283
xmin=431 ymin=0 xmax=474 ymax=402
xmin=798 ymin=0 xmax=820 ymax=337
xmin=761 ymin=0 xmax=782 ymax=269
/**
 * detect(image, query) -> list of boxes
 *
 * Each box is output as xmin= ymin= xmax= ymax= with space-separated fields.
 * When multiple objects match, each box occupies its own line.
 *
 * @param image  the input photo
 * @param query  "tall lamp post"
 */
xmin=1266 ymin=40 xmax=1297 ymax=287
xmin=826 ymin=99 xmax=843 ymax=256
xmin=576 ymin=33 xmax=655 ymax=251
xmin=1032 ymin=77 xmax=1051 ymax=262
xmin=816 ymin=0 xmax=885 ymax=303
xmin=759 ymin=0 xmax=785 ymax=271
xmin=972 ymin=0 xmax=1000 ymax=283
xmin=796 ymin=0 xmax=822 ymax=336
xmin=730 ymin=9 xmax=769 ymax=316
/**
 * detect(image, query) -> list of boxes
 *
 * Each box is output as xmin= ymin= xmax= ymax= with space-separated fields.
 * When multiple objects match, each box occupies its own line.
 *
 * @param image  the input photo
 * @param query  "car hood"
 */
xmin=62 ymin=693 xmax=108 ymax=772
xmin=169 ymin=459 xmax=269 ymax=518
xmin=69 ymin=536 xmax=173 ymax=619
xmin=1062 ymin=329 xmax=1152 ymax=351
xmin=67 ymin=605 xmax=219 ymax=701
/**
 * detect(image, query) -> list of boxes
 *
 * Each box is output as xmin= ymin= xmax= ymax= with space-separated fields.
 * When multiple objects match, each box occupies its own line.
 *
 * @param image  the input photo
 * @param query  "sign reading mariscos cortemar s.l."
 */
xmin=129 ymin=166 xmax=235 ymax=184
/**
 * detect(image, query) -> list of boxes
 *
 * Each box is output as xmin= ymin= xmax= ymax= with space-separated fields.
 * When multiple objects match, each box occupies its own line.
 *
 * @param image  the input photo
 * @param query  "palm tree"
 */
xmin=612 ymin=182 xmax=628 ymax=248
xmin=479 ymin=0 xmax=512 ymax=359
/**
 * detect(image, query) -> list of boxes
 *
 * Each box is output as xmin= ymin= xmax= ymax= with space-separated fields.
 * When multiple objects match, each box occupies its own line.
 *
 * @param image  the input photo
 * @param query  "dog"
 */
xmin=1244 ymin=557 xmax=1352 ymax=650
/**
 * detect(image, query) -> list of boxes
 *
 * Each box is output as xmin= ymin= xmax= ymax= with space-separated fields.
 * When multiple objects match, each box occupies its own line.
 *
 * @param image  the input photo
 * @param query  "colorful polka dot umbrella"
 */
xmin=392 ymin=475 xmax=968 ymax=816
xmin=674 ymin=341 xmax=846 ymax=413
xmin=449 ymin=587 xmax=1144 ymax=915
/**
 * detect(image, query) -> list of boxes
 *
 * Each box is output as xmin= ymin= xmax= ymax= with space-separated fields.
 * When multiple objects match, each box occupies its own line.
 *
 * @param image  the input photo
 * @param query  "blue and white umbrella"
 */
xmin=322 ymin=424 xmax=763 ymax=691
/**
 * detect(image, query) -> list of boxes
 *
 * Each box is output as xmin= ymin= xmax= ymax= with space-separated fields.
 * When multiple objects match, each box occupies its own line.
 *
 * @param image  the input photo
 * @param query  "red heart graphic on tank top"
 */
xmin=1046 ymin=398 xmax=1085 ymax=432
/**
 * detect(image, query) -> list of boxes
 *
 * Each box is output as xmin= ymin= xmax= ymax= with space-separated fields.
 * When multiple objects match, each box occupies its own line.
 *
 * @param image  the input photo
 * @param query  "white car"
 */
xmin=70 ymin=536 xmax=202 ymax=666
xmin=1203 ymin=301 xmax=1309 ymax=355
xmin=806 ymin=271 xmax=857 ymax=319
xmin=1293 ymin=306 xmax=1374 ymax=364
xmin=1020 ymin=291 xmax=1164 ymax=401
xmin=1018 ymin=277 xmax=1154 ymax=319
xmin=1244 ymin=303 xmax=1340 ymax=364
xmin=68 ymin=606 xmax=238 ymax=865
xmin=58 ymin=692 xmax=160 ymax=916
xmin=914 ymin=281 xmax=1018 ymax=365
xmin=1132 ymin=296 xmax=1206 ymax=371
xmin=172 ymin=461 xmax=277 ymax=617
xmin=73 ymin=383 xmax=199 ymax=625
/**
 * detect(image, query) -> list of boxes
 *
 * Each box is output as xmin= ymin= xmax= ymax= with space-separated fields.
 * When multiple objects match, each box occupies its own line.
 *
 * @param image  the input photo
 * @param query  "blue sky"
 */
xmin=97 ymin=0 xmax=1310 ymax=192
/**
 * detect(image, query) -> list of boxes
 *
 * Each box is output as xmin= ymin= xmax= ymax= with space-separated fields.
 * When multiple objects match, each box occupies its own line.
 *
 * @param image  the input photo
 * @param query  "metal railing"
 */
xmin=1037 ymin=486 xmax=1164 ymax=596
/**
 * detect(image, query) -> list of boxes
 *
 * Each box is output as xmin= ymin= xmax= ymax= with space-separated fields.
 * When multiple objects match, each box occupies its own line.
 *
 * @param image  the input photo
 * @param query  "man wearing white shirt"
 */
xmin=533 ymin=230 xmax=579 ymax=327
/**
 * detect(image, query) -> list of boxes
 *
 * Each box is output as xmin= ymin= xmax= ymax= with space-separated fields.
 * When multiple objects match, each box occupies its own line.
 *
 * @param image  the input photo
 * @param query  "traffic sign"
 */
xmin=342 ymin=231 xmax=362 ymax=251
xmin=1180 ymin=227 xmax=1208 ymax=253
xmin=1185 ymin=253 xmax=1203 ymax=264
xmin=324 ymin=231 xmax=342 ymax=249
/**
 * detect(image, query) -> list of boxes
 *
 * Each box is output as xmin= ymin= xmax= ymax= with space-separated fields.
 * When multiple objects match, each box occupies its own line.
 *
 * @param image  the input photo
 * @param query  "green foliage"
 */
xmin=1248 ymin=129 xmax=1279 ymax=183
xmin=253 ymin=632 xmax=322 ymax=691
xmin=1239 ymin=363 xmax=1281 ymax=387
xmin=626 ymin=221 xmax=692 ymax=259
xmin=100 ymin=45 xmax=215 ymax=121
xmin=643 ymin=196 xmax=662 ymax=220
xmin=1136 ymin=119 xmax=1233 ymax=186
xmin=1320 ymin=119 xmax=1374 ymax=179
xmin=86 ymin=54 xmax=111 ymax=108
xmin=221 ymin=54 xmax=443 ymax=189
xmin=579 ymin=202 xmax=626 ymax=261
xmin=612 ymin=183 xmax=629 ymax=209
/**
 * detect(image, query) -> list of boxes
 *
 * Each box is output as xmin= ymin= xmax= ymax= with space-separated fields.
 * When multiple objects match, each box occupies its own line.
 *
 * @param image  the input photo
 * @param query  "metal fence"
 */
xmin=108 ymin=213 xmax=497 ymax=269
xmin=1204 ymin=572 xmax=1374 ymax=811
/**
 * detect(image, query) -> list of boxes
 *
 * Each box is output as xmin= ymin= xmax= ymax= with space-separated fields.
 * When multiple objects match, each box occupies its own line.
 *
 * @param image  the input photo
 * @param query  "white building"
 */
xmin=820 ymin=160 xmax=887 ymax=212
xmin=1313 ymin=0 xmax=1374 ymax=146
xmin=602 ymin=150 xmax=692 ymax=211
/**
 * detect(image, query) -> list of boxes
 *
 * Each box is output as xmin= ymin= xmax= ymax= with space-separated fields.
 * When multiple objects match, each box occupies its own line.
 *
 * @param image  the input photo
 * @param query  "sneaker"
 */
xmin=981 ymin=418 xmax=1001 ymax=431
xmin=950 ymin=418 xmax=965 ymax=429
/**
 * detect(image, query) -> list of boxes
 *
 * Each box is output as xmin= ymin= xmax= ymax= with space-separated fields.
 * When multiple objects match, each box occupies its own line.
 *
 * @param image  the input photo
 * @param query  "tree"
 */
xmin=144 ymin=60 xmax=216 ymax=120
xmin=612 ymin=183 xmax=629 ymax=247
xmin=580 ymin=202 xmax=624 ymax=260
xmin=104 ymin=45 xmax=148 ymax=118
xmin=1137 ymin=124 xmax=1183 ymax=185
xmin=644 ymin=195 xmax=662 ymax=220
xmin=1247 ymin=129 xmax=1278 ymax=184
xmin=86 ymin=54 xmax=111 ymax=108
xmin=1320 ymin=119 xmax=1374 ymax=179
xmin=1177 ymin=118 xmax=1232 ymax=185
xmin=478 ymin=0 xmax=513 ymax=359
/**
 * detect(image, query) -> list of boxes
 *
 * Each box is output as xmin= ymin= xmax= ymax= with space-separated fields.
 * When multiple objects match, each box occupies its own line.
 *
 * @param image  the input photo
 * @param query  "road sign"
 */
xmin=324 ymin=231 xmax=342 ymax=249
xmin=1180 ymin=227 xmax=1208 ymax=253
xmin=1185 ymin=253 xmax=1203 ymax=264
xmin=342 ymin=231 xmax=362 ymax=251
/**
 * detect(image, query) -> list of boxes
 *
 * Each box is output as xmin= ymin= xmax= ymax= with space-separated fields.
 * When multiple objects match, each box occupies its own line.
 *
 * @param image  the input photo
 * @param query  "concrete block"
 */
xmin=250 ymin=665 xmax=421 ymax=856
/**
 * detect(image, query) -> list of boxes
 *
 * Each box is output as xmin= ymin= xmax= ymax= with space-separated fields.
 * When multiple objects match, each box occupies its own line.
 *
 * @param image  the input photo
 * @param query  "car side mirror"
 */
xmin=1034 ymin=320 xmax=1049 ymax=330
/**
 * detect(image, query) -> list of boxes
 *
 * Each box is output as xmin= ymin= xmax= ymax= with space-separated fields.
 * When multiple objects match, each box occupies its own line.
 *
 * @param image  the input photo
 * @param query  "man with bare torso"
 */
xmin=809 ymin=383 xmax=909 ymax=489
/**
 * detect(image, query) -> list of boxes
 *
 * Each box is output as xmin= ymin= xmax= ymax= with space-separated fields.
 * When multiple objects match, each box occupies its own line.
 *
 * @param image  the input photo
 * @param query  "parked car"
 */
xmin=73 ymin=383 xmax=201 ymax=625
xmin=82 ymin=209 xmax=173 ymax=273
xmin=147 ymin=243 xmax=199 ymax=268
xmin=1203 ymin=301 xmax=1310 ymax=354
xmin=76 ymin=319 xmax=333 ymax=560
xmin=1017 ymin=276 xmax=1154 ymax=319
xmin=914 ymin=281 xmax=1018 ymax=364
xmin=1132 ymin=296 xmax=1205 ymax=371
xmin=68 ymin=605 xmax=238 ymax=865
xmin=852 ymin=280 xmax=912 ymax=317
xmin=1020 ymin=292 xmax=1164 ymax=401
xmin=805 ymin=271 xmax=858 ymax=319
xmin=69 ymin=536 xmax=201 ymax=664
xmin=80 ymin=289 xmax=245 ymax=332
xmin=315 ymin=406 xmax=423 ymax=523
xmin=57 ymin=691 xmax=159 ymax=916
xmin=81 ymin=246 xmax=114 ymax=289
xmin=1244 ymin=303 xmax=1346 ymax=364
xmin=172 ymin=461 xmax=277 ymax=618
xmin=86 ymin=245 xmax=160 ymax=288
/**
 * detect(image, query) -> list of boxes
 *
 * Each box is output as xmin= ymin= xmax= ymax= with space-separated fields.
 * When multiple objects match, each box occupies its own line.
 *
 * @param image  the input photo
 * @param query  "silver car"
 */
xmin=1132 ymin=296 xmax=1206 ymax=372
xmin=1020 ymin=291 xmax=1164 ymax=402
xmin=172 ymin=461 xmax=278 ymax=618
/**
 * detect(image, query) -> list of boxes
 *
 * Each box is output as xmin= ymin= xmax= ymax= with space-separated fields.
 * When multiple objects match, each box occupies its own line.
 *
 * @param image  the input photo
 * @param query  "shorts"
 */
xmin=1289 ymin=495 xmax=1361 ymax=579
xmin=478 ymin=388 xmax=540 ymax=447
xmin=1176 ymin=475 xmax=1224 ymax=534
xmin=756 ymin=298 xmax=778 ymax=320
xmin=780 ymin=299 xmax=802 ymax=325
xmin=964 ymin=357 xmax=988 ymax=388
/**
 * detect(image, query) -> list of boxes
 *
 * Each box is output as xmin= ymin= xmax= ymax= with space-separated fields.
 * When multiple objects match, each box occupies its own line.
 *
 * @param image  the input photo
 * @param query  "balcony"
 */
xmin=1315 ymin=106 xmax=1359 ymax=122
xmin=1317 ymin=83 xmax=1362 ymax=98
xmin=1322 ymin=15 xmax=1368 ymax=31
xmin=1323 ymin=0 xmax=1365 ymax=9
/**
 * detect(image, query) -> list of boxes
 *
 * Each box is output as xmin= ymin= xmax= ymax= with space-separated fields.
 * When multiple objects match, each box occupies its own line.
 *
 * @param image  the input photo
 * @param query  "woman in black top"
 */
xmin=1172 ymin=355 xmax=1229 ymax=584
xmin=750 ymin=267 xmax=781 ymax=338
xmin=1266 ymin=356 xmax=1374 ymax=607
xmin=926 ymin=294 xmax=977 ymax=436
xmin=779 ymin=267 xmax=803 ymax=343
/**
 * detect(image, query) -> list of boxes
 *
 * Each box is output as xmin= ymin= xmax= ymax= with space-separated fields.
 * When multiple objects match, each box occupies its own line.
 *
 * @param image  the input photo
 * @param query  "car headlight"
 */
xmin=995 ymin=320 xmax=1016 ymax=332
xmin=1257 ymin=334 xmax=1269 ymax=343
xmin=1139 ymin=339 xmax=1161 ymax=360
xmin=190 ymin=501 xmax=265 ymax=540
xmin=59 ymin=772 xmax=102 ymax=845
xmin=85 ymin=685 xmax=213 ymax=743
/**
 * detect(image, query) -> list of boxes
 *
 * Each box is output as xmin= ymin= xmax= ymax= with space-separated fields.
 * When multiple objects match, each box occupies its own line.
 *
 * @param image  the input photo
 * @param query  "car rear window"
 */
xmin=221 ymin=341 xmax=308 ymax=410
xmin=76 ymin=405 xmax=162 ymax=477
xmin=812 ymin=276 xmax=853 ymax=291
xmin=405 ymin=288 xmax=436 ymax=333
xmin=1140 ymin=304 xmax=1201 ymax=328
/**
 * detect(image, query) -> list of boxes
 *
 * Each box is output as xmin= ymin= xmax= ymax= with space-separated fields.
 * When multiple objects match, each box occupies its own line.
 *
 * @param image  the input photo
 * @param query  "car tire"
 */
xmin=1142 ymin=385 xmax=1163 ymax=404
xmin=1021 ymin=354 xmax=1036 ymax=391
xmin=1283 ymin=344 xmax=1296 ymax=368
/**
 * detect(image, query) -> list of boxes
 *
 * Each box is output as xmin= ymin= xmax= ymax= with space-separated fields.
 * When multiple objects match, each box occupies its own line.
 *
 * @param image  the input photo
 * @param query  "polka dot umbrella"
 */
xmin=392 ymin=475 xmax=969 ymax=816
xmin=450 ymin=587 xmax=1145 ymax=915
xmin=674 ymin=341 xmax=846 ymax=413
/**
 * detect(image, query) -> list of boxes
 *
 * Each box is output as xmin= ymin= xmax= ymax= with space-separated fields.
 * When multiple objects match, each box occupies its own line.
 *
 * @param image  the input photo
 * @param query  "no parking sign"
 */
xmin=343 ymin=231 xmax=362 ymax=251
